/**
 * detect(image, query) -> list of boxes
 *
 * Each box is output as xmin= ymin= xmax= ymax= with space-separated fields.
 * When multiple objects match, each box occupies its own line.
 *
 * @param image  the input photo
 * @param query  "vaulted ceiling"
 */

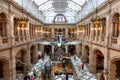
xmin=34 ymin=0 xmax=87 ymax=17
xmin=13 ymin=0 xmax=105 ymax=23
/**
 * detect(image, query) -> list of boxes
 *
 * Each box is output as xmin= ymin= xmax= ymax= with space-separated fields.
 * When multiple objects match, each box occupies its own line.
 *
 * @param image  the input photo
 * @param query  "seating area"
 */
xmin=26 ymin=54 xmax=97 ymax=80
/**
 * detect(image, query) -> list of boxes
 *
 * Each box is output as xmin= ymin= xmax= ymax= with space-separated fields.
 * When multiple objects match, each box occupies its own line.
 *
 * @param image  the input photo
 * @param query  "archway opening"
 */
xmin=110 ymin=59 xmax=120 ymax=80
xmin=16 ymin=50 xmax=25 ymax=76
xmin=0 ymin=13 xmax=7 ymax=37
xmin=96 ymin=50 xmax=104 ymax=73
xmin=0 ymin=60 xmax=9 ymax=79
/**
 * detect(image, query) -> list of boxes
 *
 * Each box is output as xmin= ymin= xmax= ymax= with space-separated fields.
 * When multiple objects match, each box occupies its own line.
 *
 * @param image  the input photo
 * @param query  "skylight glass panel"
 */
xmin=69 ymin=1 xmax=81 ymax=8
xmin=68 ymin=3 xmax=80 ymax=11
xmin=72 ymin=0 xmax=86 ymax=5
xmin=39 ymin=1 xmax=52 ymax=10
xmin=64 ymin=12 xmax=74 ymax=16
xmin=40 ymin=5 xmax=52 ymax=11
xmin=34 ymin=0 xmax=49 ymax=5
xmin=44 ymin=11 xmax=56 ymax=16
xmin=43 ymin=8 xmax=54 ymax=14
xmin=66 ymin=7 xmax=77 ymax=14
xmin=66 ymin=11 xmax=76 ymax=16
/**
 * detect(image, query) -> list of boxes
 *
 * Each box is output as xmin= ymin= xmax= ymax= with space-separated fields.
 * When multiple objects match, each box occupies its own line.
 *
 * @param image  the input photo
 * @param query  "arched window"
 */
xmin=55 ymin=15 xmax=65 ymax=22
xmin=0 ymin=13 xmax=7 ymax=37
xmin=53 ymin=14 xmax=67 ymax=24
xmin=112 ymin=13 xmax=119 ymax=37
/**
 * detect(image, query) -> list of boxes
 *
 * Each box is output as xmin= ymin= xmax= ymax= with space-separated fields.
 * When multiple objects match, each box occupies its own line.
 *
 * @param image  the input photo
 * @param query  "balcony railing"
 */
xmin=20 ymin=36 xmax=23 ymax=41
xmin=96 ymin=36 xmax=99 ymax=41
xmin=111 ymin=37 xmax=117 ymax=44
xmin=15 ymin=36 xmax=19 ymax=42
xmin=101 ymin=36 xmax=105 ymax=42
xmin=2 ymin=37 xmax=8 ymax=44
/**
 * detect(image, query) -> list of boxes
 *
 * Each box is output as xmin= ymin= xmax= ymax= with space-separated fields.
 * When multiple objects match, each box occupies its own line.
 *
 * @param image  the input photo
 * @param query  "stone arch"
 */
xmin=92 ymin=49 xmax=104 ymax=73
xmin=112 ymin=13 xmax=119 ymax=37
xmin=110 ymin=56 xmax=120 ymax=80
xmin=0 ymin=58 xmax=10 ymax=80
xmin=53 ymin=14 xmax=67 ymax=22
xmin=30 ymin=45 xmax=37 ymax=64
xmin=16 ymin=48 xmax=27 ymax=77
xmin=0 ymin=9 xmax=9 ymax=21
xmin=0 ymin=12 xmax=8 ymax=37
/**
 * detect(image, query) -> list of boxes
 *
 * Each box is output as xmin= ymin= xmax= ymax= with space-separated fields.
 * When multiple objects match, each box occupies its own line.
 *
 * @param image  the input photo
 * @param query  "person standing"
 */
xmin=66 ymin=73 xmax=68 ymax=80
xmin=33 ymin=69 xmax=36 ymax=79
xmin=81 ymin=63 xmax=84 ymax=70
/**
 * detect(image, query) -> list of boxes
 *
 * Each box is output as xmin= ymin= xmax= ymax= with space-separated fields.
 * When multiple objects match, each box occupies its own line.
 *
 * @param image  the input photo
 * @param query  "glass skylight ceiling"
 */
xmin=13 ymin=0 xmax=105 ymax=23
xmin=34 ymin=0 xmax=87 ymax=23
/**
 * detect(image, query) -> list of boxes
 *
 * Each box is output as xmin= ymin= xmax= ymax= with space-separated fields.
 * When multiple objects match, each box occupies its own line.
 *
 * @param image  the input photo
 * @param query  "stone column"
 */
xmin=52 ymin=46 xmax=54 ymax=54
xmin=89 ymin=48 xmax=96 ymax=73
xmin=75 ymin=45 xmax=79 ymax=57
xmin=65 ymin=28 xmax=68 ymax=38
xmin=24 ymin=43 xmax=31 ymax=69
xmin=26 ymin=21 xmax=29 ymax=35
xmin=9 ymin=14 xmax=15 ymax=45
xmin=3 ymin=62 xmax=10 ymax=80
xmin=10 ymin=47 xmax=16 ymax=80
xmin=41 ymin=27 xmax=43 ymax=39
xmin=105 ymin=15 xmax=111 ymax=45
xmin=76 ymin=44 xmax=81 ymax=58
xmin=52 ymin=28 xmax=54 ymax=37
xmin=81 ymin=44 xmax=87 ymax=63
xmin=33 ymin=44 xmax=38 ymax=63
xmin=77 ymin=27 xmax=79 ymax=39
xmin=109 ymin=63 xmax=116 ymax=80
xmin=100 ymin=22 xmax=102 ymax=37
xmin=65 ymin=46 xmax=68 ymax=54
xmin=90 ymin=22 xmax=93 ymax=41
